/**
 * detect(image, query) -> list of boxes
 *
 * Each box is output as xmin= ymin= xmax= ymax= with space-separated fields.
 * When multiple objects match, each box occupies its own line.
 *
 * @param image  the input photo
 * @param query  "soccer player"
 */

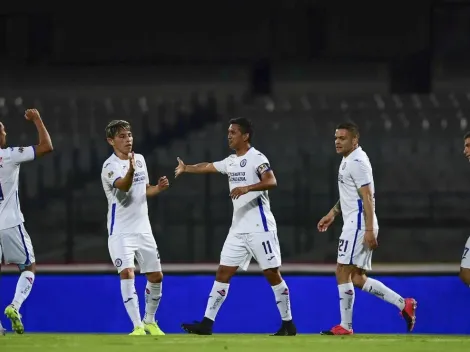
xmin=177 ymin=117 xmax=296 ymax=336
xmin=460 ymin=132 xmax=470 ymax=285
xmin=0 ymin=109 xmax=53 ymax=334
xmin=317 ymin=122 xmax=417 ymax=335
xmin=101 ymin=120 xmax=169 ymax=336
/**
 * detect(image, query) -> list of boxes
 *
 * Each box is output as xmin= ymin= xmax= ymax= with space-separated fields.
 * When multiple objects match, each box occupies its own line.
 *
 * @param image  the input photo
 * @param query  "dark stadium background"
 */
xmin=0 ymin=1 xmax=469 ymax=334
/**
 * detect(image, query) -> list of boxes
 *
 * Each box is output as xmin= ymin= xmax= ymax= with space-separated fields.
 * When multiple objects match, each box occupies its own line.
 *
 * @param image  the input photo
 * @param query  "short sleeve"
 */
xmin=349 ymin=159 xmax=372 ymax=189
xmin=10 ymin=146 xmax=35 ymax=164
xmin=213 ymin=157 xmax=230 ymax=175
xmin=101 ymin=161 xmax=123 ymax=188
xmin=253 ymin=152 xmax=271 ymax=178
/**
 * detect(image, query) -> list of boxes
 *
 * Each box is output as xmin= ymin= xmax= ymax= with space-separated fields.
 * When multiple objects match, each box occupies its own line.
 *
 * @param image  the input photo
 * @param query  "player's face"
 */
xmin=0 ymin=123 xmax=7 ymax=148
xmin=464 ymin=138 xmax=470 ymax=161
xmin=108 ymin=128 xmax=133 ymax=155
xmin=227 ymin=124 xmax=248 ymax=149
xmin=335 ymin=129 xmax=356 ymax=156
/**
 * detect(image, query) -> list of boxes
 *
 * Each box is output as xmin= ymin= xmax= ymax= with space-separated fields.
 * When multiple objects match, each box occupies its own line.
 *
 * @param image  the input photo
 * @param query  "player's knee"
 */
xmin=460 ymin=268 xmax=470 ymax=285
xmin=335 ymin=264 xmax=353 ymax=283
xmin=119 ymin=268 xmax=135 ymax=280
xmin=263 ymin=267 xmax=282 ymax=285
xmin=215 ymin=265 xmax=237 ymax=283
xmin=19 ymin=262 xmax=36 ymax=273
xmin=146 ymin=271 xmax=163 ymax=283
xmin=351 ymin=271 xmax=367 ymax=288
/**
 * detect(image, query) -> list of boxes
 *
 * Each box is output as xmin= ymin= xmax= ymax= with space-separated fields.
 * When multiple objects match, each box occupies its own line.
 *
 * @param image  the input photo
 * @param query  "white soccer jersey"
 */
xmin=338 ymin=146 xmax=378 ymax=230
xmin=0 ymin=146 xmax=36 ymax=230
xmin=101 ymin=153 xmax=152 ymax=235
xmin=213 ymin=147 xmax=276 ymax=234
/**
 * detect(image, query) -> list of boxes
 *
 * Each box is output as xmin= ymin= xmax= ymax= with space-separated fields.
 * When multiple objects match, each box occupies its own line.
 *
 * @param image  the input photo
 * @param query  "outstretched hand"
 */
xmin=175 ymin=157 xmax=186 ymax=178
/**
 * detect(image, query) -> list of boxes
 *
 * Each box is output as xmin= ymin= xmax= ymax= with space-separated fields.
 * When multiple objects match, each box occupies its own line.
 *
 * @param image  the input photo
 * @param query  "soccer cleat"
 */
xmin=181 ymin=320 xmax=213 ymax=335
xmin=4 ymin=305 xmax=24 ymax=334
xmin=400 ymin=298 xmax=417 ymax=332
xmin=271 ymin=320 xmax=297 ymax=336
xmin=129 ymin=326 xmax=146 ymax=335
xmin=143 ymin=321 xmax=165 ymax=336
xmin=0 ymin=327 xmax=5 ymax=336
xmin=320 ymin=324 xmax=353 ymax=335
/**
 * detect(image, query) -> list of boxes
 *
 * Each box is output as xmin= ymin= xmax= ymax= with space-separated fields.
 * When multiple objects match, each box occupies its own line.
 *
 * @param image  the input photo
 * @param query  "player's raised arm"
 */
xmin=174 ymin=157 xmax=219 ymax=178
xmin=113 ymin=152 xmax=135 ymax=192
xmin=25 ymin=109 xmax=53 ymax=159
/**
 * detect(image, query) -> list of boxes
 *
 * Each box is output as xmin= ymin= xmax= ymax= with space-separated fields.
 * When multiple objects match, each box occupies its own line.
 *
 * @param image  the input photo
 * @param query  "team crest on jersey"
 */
xmin=240 ymin=159 xmax=247 ymax=167
xmin=18 ymin=147 xmax=24 ymax=153
xmin=108 ymin=171 xmax=114 ymax=179
xmin=136 ymin=160 xmax=142 ymax=168
xmin=114 ymin=258 xmax=122 ymax=267
xmin=342 ymin=162 xmax=347 ymax=170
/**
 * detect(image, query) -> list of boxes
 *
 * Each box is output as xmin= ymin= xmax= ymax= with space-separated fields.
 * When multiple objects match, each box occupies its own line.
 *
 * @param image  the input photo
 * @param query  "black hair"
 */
xmin=336 ymin=122 xmax=360 ymax=139
xmin=229 ymin=117 xmax=253 ymax=142
xmin=105 ymin=120 xmax=131 ymax=139
xmin=464 ymin=131 xmax=470 ymax=140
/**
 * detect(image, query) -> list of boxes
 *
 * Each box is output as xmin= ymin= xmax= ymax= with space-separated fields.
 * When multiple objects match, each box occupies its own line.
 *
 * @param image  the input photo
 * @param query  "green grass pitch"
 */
xmin=2 ymin=334 xmax=470 ymax=352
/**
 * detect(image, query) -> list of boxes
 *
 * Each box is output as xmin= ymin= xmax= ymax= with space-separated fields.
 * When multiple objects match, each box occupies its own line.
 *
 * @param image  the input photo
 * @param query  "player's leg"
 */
xmin=459 ymin=237 xmax=470 ymax=285
xmin=1 ymin=224 xmax=36 ymax=334
xmin=135 ymin=234 xmax=164 ymax=336
xmin=321 ymin=231 xmax=359 ymax=335
xmin=250 ymin=231 xmax=296 ymax=336
xmin=108 ymin=233 xmax=145 ymax=335
xmin=0 ymin=243 xmax=4 ymax=336
xmin=181 ymin=233 xmax=246 ymax=335
xmin=351 ymin=267 xmax=417 ymax=332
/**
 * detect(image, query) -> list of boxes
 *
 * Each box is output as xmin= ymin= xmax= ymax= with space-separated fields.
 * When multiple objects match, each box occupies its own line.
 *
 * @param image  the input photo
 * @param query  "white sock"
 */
xmin=121 ymin=279 xmax=142 ymax=328
xmin=143 ymin=282 xmax=162 ymax=324
xmin=338 ymin=283 xmax=355 ymax=330
xmin=362 ymin=278 xmax=406 ymax=310
xmin=11 ymin=271 xmax=35 ymax=311
xmin=204 ymin=281 xmax=230 ymax=321
xmin=271 ymin=281 xmax=293 ymax=321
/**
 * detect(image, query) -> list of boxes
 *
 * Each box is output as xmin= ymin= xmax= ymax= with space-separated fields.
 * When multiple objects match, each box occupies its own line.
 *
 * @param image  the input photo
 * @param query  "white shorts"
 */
xmin=108 ymin=233 xmax=162 ymax=274
xmin=220 ymin=231 xmax=282 ymax=271
xmin=0 ymin=223 xmax=35 ymax=267
xmin=461 ymin=236 xmax=470 ymax=269
xmin=337 ymin=228 xmax=376 ymax=271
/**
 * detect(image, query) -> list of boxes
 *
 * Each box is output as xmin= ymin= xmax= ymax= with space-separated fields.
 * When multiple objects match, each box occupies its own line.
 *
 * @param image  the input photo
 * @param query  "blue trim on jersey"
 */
xmin=360 ymin=182 xmax=370 ymax=187
xmin=31 ymin=146 xmax=36 ymax=160
xmin=112 ymin=177 xmax=122 ymax=188
xmin=109 ymin=203 xmax=116 ymax=236
xmin=348 ymin=199 xmax=362 ymax=265
xmin=257 ymin=198 xmax=269 ymax=231
xmin=18 ymin=224 xmax=31 ymax=265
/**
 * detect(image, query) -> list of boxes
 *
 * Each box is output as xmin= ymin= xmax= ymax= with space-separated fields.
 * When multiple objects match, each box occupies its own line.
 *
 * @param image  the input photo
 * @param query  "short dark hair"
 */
xmin=105 ymin=120 xmax=131 ymax=139
xmin=229 ymin=117 xmax=253 ymax=142
xmin=464 ymin=131 xmax=470 ymax=140
xmin=336 ymin=122 xmax=359 ymax=138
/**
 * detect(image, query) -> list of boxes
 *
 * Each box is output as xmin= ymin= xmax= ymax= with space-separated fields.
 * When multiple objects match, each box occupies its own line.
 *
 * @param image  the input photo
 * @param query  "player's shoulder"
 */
xmin=102 ymin=155 xmax=118 ymax=169
xmin=249 ymin=147 xmax=268 ymax=160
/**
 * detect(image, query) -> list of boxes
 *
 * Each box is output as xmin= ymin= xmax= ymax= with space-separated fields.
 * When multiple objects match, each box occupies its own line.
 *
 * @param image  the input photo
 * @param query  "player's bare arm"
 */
xmin=174 ymin=157 xmax=218 ymax=178
xmin=317 ymin=200 xmax=340 ymax=232
xmin=230 ymin=169 xmax=277 ymax=200
xmin=146 ymin=176 xmax=170 ymax=197
xmin=357 ymin=185 xmax=378 ymax=249
xmin=114 ymin=152 xmax=135 ymax=192
xmin=24 ymin=109 xmax=53 ymax=158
